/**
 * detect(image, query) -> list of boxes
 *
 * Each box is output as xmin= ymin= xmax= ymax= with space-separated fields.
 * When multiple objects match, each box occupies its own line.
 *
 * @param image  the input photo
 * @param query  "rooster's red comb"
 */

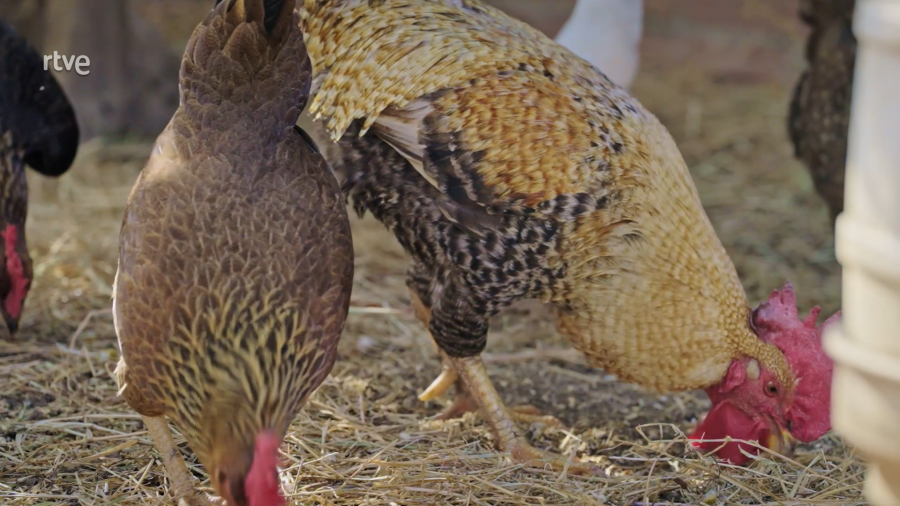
xmin=752 ymin=281 xmax=840 ymax=442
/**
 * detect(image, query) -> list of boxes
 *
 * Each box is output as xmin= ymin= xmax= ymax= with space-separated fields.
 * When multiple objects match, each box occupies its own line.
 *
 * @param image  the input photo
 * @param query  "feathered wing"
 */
xmin=371 ymin=68 xmax=647 ymax=237
xmin=299 ymin=0 xmax=660 ymax=234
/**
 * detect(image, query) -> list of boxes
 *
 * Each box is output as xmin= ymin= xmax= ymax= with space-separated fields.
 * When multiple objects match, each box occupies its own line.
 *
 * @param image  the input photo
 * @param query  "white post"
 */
xmin=555 ymin=0 xmax=643 ymax=89
xmin=824 ymin=1 xmax=900 ymax=505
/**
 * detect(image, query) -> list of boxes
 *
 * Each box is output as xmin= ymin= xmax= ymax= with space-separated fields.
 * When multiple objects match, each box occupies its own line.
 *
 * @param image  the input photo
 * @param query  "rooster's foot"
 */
xmin=446 ymin=355 xmax=600 ymax=476
xmin=434 ymin=390 xmax=565 ymax=429
xmin=420 ymin=350 xmax=565 ymax=428
xmin=506 ymin=437 xmax=604 ymax=476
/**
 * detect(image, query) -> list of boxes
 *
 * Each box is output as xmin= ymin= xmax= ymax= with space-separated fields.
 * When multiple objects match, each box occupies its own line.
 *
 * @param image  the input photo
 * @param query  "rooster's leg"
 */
xmin=142 ymin=415 xmax=220 ymax=506
xmin=410 ymin=288 xmax=562 ymax=427
xmin=419 ymin=350 xmax=564 ymax=427
xmin=450 ymin=356 xmax=603 ymax=476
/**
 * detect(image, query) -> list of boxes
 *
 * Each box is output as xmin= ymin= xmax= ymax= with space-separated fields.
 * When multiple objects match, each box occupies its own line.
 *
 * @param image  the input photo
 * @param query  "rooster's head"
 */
xmin=690 ymin=282 xmax=839 ymax=464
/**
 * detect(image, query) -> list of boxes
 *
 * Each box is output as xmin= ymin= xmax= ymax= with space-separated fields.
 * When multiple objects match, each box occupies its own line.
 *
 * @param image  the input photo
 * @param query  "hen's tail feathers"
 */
xmin=0 ymin=19 xmax=79 ymax=177
xmin=182 ymin=0 xmax=307 ymax=107
xmin=211 ymin=0 xmax=294 ymax=41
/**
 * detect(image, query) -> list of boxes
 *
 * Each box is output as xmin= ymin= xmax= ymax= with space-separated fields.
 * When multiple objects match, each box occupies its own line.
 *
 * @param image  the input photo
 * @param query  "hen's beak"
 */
xmin=765 ymin=425 xmax=796 ymax=457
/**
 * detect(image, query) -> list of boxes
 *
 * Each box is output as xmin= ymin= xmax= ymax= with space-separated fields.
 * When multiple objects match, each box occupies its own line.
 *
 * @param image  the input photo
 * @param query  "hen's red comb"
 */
xmin=753 ymin=281 xmax=840 ymax=442
xmin=245 ymin=430 xmax=285 ymax=506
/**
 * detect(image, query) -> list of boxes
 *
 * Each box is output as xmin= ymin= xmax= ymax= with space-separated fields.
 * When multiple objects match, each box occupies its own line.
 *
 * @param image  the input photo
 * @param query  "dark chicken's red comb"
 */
xmin=752 ymin=281 xmax=840 ymax=442
xmin=2 ymin=224 xmax=28 ymax=322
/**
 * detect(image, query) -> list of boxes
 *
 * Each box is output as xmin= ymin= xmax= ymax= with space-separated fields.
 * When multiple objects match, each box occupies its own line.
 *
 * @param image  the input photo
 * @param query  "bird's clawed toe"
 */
xmin=507 ymin=405 xmax=566 ymax=429
xmin=431 ymin=388 xmax=478 ymax=420
xmin=507 ymin=438 xmax=604 ymax=477
xmin=433 ymin=394 xmax=566 ymax=429
xmin=418 ymin=363 xmax=458 ymax=402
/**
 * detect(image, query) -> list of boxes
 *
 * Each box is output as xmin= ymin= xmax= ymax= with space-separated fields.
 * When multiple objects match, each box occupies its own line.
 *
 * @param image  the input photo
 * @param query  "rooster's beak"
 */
xmin=765 ymin=426 xmax=796 ymax=458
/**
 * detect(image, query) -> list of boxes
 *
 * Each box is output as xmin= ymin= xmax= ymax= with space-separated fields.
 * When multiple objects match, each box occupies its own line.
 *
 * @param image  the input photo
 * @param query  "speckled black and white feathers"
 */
xmin=0 ymin=18 xmax=79 ymax=177
xmin=788 ymin=0 xmax=856 ymax=224
xmin=330 ymin=121 xmax=579 ymax=356
xmin=113 ymin=0 xmax=353 ymax=477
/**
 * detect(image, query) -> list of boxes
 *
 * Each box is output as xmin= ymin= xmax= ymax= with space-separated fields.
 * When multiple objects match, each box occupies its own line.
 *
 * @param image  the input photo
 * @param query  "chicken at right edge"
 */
xmin=300 ymin=0 xmax=841 ymax=475
xmin=788 ymin=0 xmax=856 ymax=225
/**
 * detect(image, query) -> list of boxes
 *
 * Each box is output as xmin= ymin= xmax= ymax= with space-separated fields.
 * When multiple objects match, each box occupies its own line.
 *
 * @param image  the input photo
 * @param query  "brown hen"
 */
xmin=299 ymin=0 xmax=837 ymax=474
xmin=112 ymin=1 xmax=353 ymax=504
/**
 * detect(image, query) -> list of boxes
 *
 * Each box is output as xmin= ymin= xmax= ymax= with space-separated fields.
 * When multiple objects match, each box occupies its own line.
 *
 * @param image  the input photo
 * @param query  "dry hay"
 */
xmin=0 ymin=102 xmax=863 ymax=506
xmin=1 ymin=1 xmax=862 ymax=505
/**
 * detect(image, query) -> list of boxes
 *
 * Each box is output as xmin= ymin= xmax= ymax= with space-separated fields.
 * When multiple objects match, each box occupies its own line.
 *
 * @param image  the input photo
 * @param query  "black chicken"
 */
xmin=0 ymin=18 xmax=79 ymax=334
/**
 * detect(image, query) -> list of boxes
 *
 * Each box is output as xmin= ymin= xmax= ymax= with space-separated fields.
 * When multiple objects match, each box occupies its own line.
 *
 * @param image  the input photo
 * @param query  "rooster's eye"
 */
xmin=765 ymin=382 xmax=778 ymax=396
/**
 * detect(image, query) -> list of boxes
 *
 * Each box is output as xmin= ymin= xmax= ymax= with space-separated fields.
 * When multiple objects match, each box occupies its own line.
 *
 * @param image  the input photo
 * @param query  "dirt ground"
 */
xmin=1 ymin=1 xmax=857 ymax=505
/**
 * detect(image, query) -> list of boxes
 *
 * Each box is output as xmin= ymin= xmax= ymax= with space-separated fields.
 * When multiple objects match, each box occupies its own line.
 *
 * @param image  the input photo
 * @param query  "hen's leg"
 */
xmin=425 ymin=284 xmax=600 ymax=476
xmin=408 ymin=283 xmax=560 ymax=427
xmin=142 ymin=415 xmax=220 ymax=506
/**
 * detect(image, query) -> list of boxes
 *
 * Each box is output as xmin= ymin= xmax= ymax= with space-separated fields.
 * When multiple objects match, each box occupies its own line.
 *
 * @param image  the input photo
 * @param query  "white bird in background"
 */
xmin=555 ymin=0 xmax=644 ymax=89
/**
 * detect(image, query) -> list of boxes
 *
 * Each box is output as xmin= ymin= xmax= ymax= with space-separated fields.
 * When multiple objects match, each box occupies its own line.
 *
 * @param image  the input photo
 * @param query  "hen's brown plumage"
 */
xmin=298 ymin=0 xmax=812 ymax=473
xmin=113 ymin=1 xmax=353 ymax=504
xmin=788 ymin=0 xmax=856 ymax=224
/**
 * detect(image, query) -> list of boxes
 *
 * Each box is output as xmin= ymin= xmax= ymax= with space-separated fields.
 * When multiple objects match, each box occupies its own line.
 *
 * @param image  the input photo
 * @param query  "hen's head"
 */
xmin=207 ymin=429 xmax=285 ymax=506
xmin=690 ymin=282 xmax=839 ymax=464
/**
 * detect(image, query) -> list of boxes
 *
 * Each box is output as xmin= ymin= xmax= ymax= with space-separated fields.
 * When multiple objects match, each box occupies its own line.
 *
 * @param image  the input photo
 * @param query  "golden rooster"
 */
xmin=113 ymin=1 xmax=353 ymax=504
xmin=298 ymin=0 xmax=838 ymax=474
xmin=788 ymin=0 xmax=856 ymax=225
xmin=0 ymin=17 xmax=79 ymax=335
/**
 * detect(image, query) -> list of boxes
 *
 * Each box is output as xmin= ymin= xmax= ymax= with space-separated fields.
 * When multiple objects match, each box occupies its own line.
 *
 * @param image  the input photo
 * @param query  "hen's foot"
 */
xmin=450 ymin=356 xmax=602 ymax=476
xmin=143 ymin=415 xmax=221 ymax=506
